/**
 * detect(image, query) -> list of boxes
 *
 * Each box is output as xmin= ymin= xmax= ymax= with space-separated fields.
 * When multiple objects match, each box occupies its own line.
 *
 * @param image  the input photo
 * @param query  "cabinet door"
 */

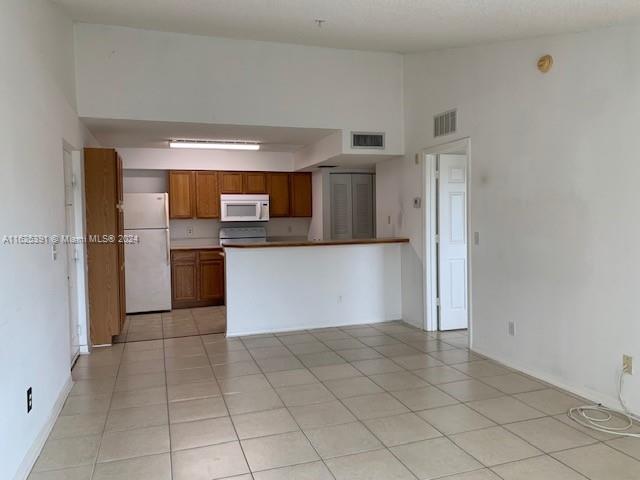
xmin=84 ymin=148 xmax=121 ymax=344
xmin=195 ymin=171 xmax=219 ymax=218
xmin=220 ymin=172 xmax=244 ymax=194
xmin=171 ymin=251 xmax=198 ymax=307
xmin=169 ymin=171 xmax=194 ymax=218
xmin=199 ymin=253 xmax=225 ymax=303
xmin=267 ymin=173 xmax=290 ymax=217
xmin=244 ymin=172 xmax=267 ymax=194
xmin=290 ymin=172 xmax=312 ymax=217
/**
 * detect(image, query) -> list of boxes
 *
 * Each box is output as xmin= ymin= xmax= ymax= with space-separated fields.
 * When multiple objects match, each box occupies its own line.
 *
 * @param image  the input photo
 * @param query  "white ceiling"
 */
xmin=54 ymin=0 xmax=640 ymax=53
xmin=82 ymin=118 xmax=337 ymax=152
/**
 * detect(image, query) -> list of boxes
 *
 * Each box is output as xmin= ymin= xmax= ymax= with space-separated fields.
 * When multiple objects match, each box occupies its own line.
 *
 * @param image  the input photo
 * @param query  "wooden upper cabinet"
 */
xmin=244 ymin=172 xmax=267 ymax=194
xmin=290 ymin=172 xmax=313 ymax=217
xmin=195 ymin=171 xmax=220 ymax=218
xmin=267 ymin=173 xmax=290 ymax=217
xmin=219 ymin=172 xmax=244 ymax=194
xmin=169 ymin=171 xmax=194 ymax=218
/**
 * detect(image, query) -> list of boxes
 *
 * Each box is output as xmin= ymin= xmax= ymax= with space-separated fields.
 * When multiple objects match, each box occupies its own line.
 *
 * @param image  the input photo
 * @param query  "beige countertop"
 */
xmin=222 ymin=237 xmax=410 ymax=249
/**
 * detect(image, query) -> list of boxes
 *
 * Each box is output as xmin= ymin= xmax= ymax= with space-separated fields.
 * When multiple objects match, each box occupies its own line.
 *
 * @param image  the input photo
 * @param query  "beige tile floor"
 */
xmin=115 ymin=306 xmax=227 ymax=342
xmin=30 ymin=322 xmax=640 ymax=480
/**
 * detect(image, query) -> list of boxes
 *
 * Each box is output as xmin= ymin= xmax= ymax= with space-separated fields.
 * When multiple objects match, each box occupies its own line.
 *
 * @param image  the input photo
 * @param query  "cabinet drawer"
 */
xmin=172 ymin=250 xmax=197 ymax=263
xmin=198 ymin=250 xmax=223 ymax=261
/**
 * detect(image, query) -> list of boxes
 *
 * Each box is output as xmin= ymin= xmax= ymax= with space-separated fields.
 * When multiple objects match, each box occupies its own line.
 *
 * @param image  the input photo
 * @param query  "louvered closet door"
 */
xmin=330 ymin=174 xmax=352 ymax=239
xmin=351 ymin=174 xmax=374 ymax=239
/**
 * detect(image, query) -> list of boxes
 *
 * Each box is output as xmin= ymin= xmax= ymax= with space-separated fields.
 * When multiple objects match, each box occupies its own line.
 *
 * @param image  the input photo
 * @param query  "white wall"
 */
xmin=119 ymin=147 xmax=294 ymax=171
xmin=389 ymin=24 xmax=640 ymax=412
xmin=225 ymin=244 xmax=402 ymax=336
xmin=0 ymin=2 xmax=95 ymax=479
xmin=74 ymin=23 xmax=404 ymax=155
xmin=375 ymin=157 xmax=404 ymax=238
xmin=308 ymin=171 xmax=325 ymax=241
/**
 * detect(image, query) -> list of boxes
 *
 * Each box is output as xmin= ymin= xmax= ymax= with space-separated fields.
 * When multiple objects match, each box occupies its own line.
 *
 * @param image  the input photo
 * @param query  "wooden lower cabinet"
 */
xmin=171 ymin=249 xmax=225 ymax=309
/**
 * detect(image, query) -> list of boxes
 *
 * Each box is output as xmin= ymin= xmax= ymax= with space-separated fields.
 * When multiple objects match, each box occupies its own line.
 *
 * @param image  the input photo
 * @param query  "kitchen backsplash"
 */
xmin=170 ymin=218 xmax=312 ymax=240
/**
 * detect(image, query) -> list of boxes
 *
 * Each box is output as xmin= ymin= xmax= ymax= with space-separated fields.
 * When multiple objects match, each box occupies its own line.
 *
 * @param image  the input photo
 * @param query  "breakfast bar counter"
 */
xmin=224 ymin=238 xmax=408 ymax=336
xmin=222 ymin=237 xmax=409 ymax=249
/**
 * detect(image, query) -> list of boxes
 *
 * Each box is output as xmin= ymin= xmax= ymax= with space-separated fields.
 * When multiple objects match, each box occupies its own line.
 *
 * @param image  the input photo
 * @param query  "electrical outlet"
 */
xmin=508 ymin=321 xmax=515 ymax=336
xmin=623 ymin=354 xmax=633 ymax=374
xmin=186 ymin=226 xmax=194 ymax=237
xmin=27 ymin=387 xmax=32 ymax=413
xmin=288 ymin=225 xmax=292 ymax=233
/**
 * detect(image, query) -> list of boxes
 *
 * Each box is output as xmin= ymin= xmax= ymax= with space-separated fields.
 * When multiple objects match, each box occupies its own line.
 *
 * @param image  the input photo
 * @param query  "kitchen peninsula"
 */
xmin=224 ymin=238 xmax=409 ymax=336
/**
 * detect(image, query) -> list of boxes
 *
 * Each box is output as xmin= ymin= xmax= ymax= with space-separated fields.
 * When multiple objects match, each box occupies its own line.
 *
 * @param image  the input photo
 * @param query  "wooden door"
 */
xmin=289 ymin=172 xmax=312 ymax=217
xmin=84 ymin=148 xmax=120 ymax=345
xmin=195 ymin=171 xmax=219 ymax=218
xmin=267 ymin=173 xmax=290 ymax=217
xmin=171 ymin=251 xmax=198 ymax=308
xmin=169 ymin=171 xmax=194 ymax=218
xmin=116 ymin=153 xmax=126 ymax=328
xmin=198 ymin=251 xmax=225 ymax=304
xmin=244 ymin=172 xmax=267 ymax=193
xmin=219 ymin=172 xmax=244 ymax=193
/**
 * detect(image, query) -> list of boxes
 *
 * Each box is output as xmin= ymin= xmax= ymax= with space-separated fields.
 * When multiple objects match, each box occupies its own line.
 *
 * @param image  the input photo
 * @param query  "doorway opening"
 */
xmin=63 ymin=147 xmax=90 ymax=363
xmin=423 ymin=138 xmax=471 ymax=336
xmin=63 ymin=148 xmax=80 ymax=364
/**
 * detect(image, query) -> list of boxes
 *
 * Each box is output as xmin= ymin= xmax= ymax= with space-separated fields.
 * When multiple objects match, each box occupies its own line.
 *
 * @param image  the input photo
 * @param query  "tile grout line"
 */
xmin=240 ymin=334 xmax=340 ymax=479
xmin=88 ymin=344 xmax=124 ymax=480
xmin=200 ymin=334 xmax=255 ymax=479
xmin=277 ymin=328 xmax=425 ymax=480
xmin=160 ymin=310 xmax=175 ymax=480
xmin=65 ymin=318 xmax=639 ymax=480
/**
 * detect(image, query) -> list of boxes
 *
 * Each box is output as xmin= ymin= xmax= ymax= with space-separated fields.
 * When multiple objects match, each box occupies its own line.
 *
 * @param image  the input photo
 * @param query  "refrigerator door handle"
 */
xmin=165 ymin=229 xmax=170 ymax=265
xmin=164 ymin=193 xmax=170 ymax=227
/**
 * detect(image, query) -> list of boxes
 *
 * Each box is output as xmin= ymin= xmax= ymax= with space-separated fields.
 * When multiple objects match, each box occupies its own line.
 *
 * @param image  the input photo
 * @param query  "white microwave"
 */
xmin=220 ymin=194 xmax=270 ymax=222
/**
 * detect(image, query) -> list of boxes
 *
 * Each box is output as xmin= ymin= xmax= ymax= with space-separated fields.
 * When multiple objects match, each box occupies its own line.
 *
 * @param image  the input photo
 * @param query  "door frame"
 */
xmin=421 ymin=138 xmax=472 ymax=339
xmin=63 ymin=144 xmax=91 ymax=357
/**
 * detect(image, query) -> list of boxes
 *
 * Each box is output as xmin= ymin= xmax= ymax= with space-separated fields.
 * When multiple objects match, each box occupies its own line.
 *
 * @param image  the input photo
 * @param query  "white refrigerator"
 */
xmin=123 ymin=193 xmax=172 ymax=313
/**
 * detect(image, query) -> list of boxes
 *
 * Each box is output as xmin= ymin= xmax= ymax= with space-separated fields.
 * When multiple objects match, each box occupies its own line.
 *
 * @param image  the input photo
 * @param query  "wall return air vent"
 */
xmin=434 ymin=109 xmax=457 ymax=137
xmin=351 ymin=132 xmax=385 ymax=149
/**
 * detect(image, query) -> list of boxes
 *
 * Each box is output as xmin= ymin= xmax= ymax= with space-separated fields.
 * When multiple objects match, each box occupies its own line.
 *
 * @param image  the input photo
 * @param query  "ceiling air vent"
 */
xmin=351 ymin=132 xmax=385 ymax=149
xmin=434 ymin=109 xmax=457 ymax=137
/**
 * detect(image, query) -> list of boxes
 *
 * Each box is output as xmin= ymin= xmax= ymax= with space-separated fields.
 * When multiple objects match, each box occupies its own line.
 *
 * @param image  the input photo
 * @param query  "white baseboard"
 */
xmin=13 ymin=376 xmax=73 ymax=480
xmin=226 ymin=317 xmax=403 ymax=337
xmin=471 ymin=346 xmax=630 ymax=413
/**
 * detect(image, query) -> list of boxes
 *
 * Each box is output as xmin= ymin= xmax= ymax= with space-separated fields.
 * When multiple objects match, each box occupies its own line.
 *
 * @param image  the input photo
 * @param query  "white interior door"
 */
xmin=437 ymin=154 xmax=468 ymax=330
xmin=63 ymin=150 xmax=80 ymax=363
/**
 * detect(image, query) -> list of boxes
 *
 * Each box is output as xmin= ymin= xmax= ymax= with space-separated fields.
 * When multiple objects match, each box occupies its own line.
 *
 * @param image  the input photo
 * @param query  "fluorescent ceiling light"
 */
xmin=169 ymin=140 xmax=260 ymax=150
